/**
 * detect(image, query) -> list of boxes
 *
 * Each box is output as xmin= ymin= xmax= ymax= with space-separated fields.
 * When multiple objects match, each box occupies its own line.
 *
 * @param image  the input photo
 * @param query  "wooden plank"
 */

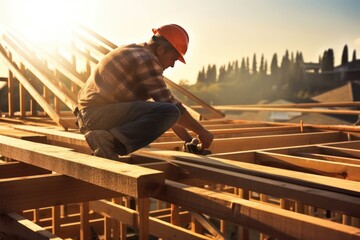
xmin=137 ymin=198 xmax=149 ymax=240
xmin=157 ymin=126 xmax=306 ymax=142
xmin=7 ymin=52 xmax=14 ymax=117
xmin=19 ymin=63 xmax=26 ymax=117
xmin=211 ymin=105 xmax=360 ymax=115
xmin=136 ymin=149 xmax=360 ymax=197
xmin=80 ymin=202 xmax=90 ymax=240
xmin=0 ymin=212 xmax=62 ymax=240
xmin=12 ymin=125 xmax=89 ymax=153
xmin=0 ymin=125 xmax=46 ymax=142
xmin=0 ymin=45 xmax=63 ymax=126
xmin=0 ymin=174 xmax=122 ymax=212
xmin=156 ymin=180 xmax=360 ymax=240
xmin=7 ymin=31 xmax=85 ymax=88
xmin=294 ymin=152 xmax=360 ymax=166
xmin=2 ymin=34 xmax=78 ymax=110
xmin=189 ymin=211 xmax=225 ymax=239
xmin=89 ymin=200 xmax=209 ymax=240
xmin=320 ymin=145 xmax=360 ymax=159
xmin=151 ymin=131 xmax=345 ymax=153
xmin=0 ymin=135 xmax=164 ymax=198
xmin=132 ymin=152 xmax=360 ymax=217
xmin=255 ymin=151 xmax=360 ymax=181
xmin=0 ymin=161 xmax=50 ymax=178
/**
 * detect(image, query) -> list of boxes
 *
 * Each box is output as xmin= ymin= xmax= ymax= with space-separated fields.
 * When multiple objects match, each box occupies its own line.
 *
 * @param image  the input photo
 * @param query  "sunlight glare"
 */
xmin=16 ymin=0 xmax=89 ymax=49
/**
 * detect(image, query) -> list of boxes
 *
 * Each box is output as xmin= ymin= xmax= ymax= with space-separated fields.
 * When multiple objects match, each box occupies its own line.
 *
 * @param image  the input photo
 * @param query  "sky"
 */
xmin=0 ymin=0 xmax=359 ymax=84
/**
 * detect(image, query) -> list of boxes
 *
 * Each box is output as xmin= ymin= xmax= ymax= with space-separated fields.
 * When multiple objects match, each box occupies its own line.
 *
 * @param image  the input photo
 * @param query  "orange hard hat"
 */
xmin=152 ymin=24 xmax=189 ymax=64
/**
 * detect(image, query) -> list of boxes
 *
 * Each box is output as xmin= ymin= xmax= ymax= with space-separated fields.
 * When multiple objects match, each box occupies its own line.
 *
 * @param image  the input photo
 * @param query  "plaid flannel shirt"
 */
xmin=78 ymin=43 xmax=184 ymax=113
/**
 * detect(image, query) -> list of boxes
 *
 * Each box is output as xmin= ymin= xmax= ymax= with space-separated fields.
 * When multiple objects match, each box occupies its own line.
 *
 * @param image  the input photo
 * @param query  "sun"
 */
xmin=12 ymin=0 xmax=95 ymax=49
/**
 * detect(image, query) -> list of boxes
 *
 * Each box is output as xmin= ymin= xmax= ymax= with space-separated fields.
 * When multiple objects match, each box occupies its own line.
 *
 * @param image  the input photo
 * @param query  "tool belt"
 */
xmin=73 ymin=106 xmax=89 ymax=134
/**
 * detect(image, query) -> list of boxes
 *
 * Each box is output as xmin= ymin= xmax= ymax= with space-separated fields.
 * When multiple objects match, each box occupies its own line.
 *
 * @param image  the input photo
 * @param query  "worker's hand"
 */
xmin=197 ymin=129 xmax=214 ymax=149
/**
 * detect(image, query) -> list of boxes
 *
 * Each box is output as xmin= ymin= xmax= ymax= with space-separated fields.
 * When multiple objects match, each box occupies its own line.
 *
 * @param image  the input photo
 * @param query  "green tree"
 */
xmin=270 ymin=53 xmax=279 ymax=75
xmin=321 ymin=49 xmax=334 ymax=72
xmin=206 ymin=64 xmax=217 ymax=83
xmin=353 ymin=50 xmax=357 ymax=62
xmin=252 ymin=54 xmax=257 ymax=74
xmin=341 ymin=44 xmax=348 ymax=65
xmin=196 ymin=67 xmax=206 ymax=83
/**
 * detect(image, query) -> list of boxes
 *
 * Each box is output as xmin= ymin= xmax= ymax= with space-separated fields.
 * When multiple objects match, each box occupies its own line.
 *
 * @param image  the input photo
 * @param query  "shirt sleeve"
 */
xmin=137 ymin=60 xmax=185 ymax=108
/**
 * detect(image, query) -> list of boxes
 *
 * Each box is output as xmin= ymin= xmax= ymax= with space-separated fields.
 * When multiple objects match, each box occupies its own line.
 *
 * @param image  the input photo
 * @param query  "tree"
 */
xmin=196 ymin=67 xmax=206 ymax=83
xmin=270 ymin=53 xmax=279 ymax=75
xmin=252 ymin=54 xmax=257 ymax=74
xmin=353 ymin=50 xmax=357 ymax=62
xmin=206 ymin=64 xmax=217 ymax=83
xmin=321 ymin=49 xmax=334 ymax=72
xmin=218 ymin=65 xmax=226 ymax=82
xmin=341 ymin=44 xmax=348 ymax=65
xmin=259 ymin=54 xmax=265 ymax=74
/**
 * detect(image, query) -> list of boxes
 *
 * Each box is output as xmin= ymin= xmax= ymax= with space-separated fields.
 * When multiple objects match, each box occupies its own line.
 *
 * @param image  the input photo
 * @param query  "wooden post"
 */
xmin=80 ymin=202 xmax=90 ymax=240
xmin=137 ymin=198 xmax=149 ymax=240
xmin=7 ymin=52 xmax=14 ymax=117
xmin=19 ymin=63 xmax=26 ymax=117
xmin=52 ymin=205 xmax=61 ymax=235
xmin=237 ymin=188 xmax=249 ymax=240
xmin=119 ymin=196 xmax=130 ymax=240
xmin=111 ymin=198 xmax=120 ymax=239
xmin=171 ymin=204 xmax=180 ymax=225
xmin=53 ymin=69 xmax=61 ymax=114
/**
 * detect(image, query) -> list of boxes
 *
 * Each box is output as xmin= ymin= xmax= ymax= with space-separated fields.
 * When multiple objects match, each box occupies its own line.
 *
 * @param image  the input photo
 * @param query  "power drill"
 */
xmin=182 ymin=138 xmax=212 ymax=155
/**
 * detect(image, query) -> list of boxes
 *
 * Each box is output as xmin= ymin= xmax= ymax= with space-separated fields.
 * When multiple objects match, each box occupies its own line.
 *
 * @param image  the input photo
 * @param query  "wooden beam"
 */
xmin=0 ymin=44 xmax=63 ymax=126
xmin=156 ymin=180 xmax=360 ymax=240
xmin=7 ymin=52 xmax=14 ymax=117
xmin=8 ymin=32 xmax=85 ymax=88
xmin=0 ymin=213 xmax=62 ymax=240
xmin=89 ymin=200 xmax=209 ymax=240
xmin=132 ymin=152 xmax=360 ymax=218
xmin=0 ymin=174 xmax=122 ymax=212
xmin=2 ymin=34 xmax=78 ymax=110
xmin=136 ymin=149 xmax=360 ymax=197
xmin=210 ymin=105 xmax=360 ymax=115
xmin=0 ymin=135 xmax=164 ymax=198
xmin=0 ymin=161 xmax=50 ymax=178
xmin=151 ymin=131 xmax=345 ymax=153
xmin=296 ymin=152 xmax=360 ymax=165
xmin=13 ymin=125 xmax=90 ymax=153
xmin=189 ymin=211 xmax=225 ymax=239
xmin=255 ymin=151 xmax=360 ymax=181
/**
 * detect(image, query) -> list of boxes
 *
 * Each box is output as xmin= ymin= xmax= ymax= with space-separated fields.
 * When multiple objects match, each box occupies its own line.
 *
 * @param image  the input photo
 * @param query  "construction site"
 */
xmin=0 ymin=26 xmax=359 ymax=240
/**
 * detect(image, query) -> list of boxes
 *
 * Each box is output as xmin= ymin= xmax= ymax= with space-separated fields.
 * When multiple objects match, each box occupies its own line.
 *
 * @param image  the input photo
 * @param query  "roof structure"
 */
xmin=0 ymin=27 xmax=359 ymax=240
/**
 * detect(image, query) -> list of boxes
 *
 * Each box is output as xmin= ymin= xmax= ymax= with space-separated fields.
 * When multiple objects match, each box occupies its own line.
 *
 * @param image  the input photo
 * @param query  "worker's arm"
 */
xmin=171 ymin=124 xmax=193 ymax=142
xmin=175 ymin=109 xmax=214 ymax=149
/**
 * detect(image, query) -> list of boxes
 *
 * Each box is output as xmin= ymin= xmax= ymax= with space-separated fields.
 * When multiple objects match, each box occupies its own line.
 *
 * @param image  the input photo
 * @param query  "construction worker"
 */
xmin=75 ymin=24 xmax=214 ymax=160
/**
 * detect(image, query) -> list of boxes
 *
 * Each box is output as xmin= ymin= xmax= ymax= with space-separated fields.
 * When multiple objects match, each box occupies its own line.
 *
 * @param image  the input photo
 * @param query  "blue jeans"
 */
xmin=80 ymin=101 xmax=180 ymax=154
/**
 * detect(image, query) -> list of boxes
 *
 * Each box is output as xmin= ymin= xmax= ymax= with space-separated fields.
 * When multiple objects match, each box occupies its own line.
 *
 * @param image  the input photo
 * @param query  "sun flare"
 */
xmin=11 ymin=0 xmax=94 ymax=49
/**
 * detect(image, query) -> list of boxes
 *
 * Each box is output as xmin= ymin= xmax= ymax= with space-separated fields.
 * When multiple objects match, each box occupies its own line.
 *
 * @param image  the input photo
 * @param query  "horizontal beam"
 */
xmin=0 ymin=135 xmax=164 ymax=198
xmin=0 ymin=212 xmax=61 ymax=240
xmin=151 ymin=131 xmax=345 ymax=153
xmin=255 ymin=151 xmax=360 ymax=181
xmin=137 ymin=149 xmax=360 ymax=197
xmin=210 ymin=105 xmax=360 ymax=115
xmin=0 ymin=174 xmax=121 ymax=212
xmin=156 ymin=180 xmax=360 ymax=240
xmin=133 ymin=152 xmax=360 ymax=217
xmin=0 ymin=161 xmax=50 ymax=178
xmin=89 ymin=200 xmax=209 ymax=240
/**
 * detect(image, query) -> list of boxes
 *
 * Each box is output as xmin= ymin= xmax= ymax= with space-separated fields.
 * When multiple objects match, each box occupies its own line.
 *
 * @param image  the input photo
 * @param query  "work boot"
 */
xmin=84 ymin=130 xmax=119 ymax=160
